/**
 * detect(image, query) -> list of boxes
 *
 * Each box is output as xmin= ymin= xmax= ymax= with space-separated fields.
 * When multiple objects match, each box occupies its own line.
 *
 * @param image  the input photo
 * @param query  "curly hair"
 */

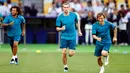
xmin=10 ymin=6 xmax=21 ymax=15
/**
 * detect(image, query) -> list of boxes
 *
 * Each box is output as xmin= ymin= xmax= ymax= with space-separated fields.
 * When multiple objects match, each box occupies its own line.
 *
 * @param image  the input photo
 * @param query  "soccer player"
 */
xmin=1 ymin=6 xmax=26 ymax=64
xmin=56 ymin=2 xmax=82 ymax=72
xmin=92 ymin=13 xmax=117 ymax=73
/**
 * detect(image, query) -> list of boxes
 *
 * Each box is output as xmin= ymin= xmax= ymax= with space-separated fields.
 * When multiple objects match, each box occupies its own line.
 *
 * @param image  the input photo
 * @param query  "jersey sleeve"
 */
xmin=75 ymin=13 xmax=78 ymax=23
xmin=21 ymin=16 xmax=26 ymax=24
xmin=92 ymin=24 xmax=97 ymax=35
xmin=56 ymin=16 xmax=61 ymax=27
xmin=108 ymin=22 xmax=115 ymax=30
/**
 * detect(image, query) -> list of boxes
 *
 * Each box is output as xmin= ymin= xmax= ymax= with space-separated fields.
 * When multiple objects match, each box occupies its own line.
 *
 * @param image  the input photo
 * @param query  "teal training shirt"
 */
xmin=92 ymin=21 xmax=115 ymax=45
xmin=56 ymin=12 xmax=78 ymax=40
xmin=3 ymin=15 xmax=26 ymax=36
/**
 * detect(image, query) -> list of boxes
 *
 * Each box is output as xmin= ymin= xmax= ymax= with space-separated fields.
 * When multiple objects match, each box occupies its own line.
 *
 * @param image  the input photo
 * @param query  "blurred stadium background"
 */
xmin=0 ymin=0 xmax=130 ymax=45
xmin=0 ymin=0 xmax=130 ymax=73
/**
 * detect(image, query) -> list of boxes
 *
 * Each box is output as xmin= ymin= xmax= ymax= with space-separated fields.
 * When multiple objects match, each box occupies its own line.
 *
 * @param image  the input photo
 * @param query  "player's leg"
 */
xmin=98 ymin=56 xmax=104 ymax=73
xmin=8 ymin=36 xmax=15 ymax=64
xmin=94 ymin=45 xmax=105 ymax=73
xmin=97 ymin=56 xmax=103 ymax=66
xmin=12 ymin=35 xmax=21 ymax=64
xmin=102 ymin=50 xmax=108 ymax=57
xmin=60 ymin=38 xmax=68 ymax=72
xmin=68 ymin=39 xmax=76 ymax=57
xmin=13 ymin=41 xmax=18 ymax=64
xmin=102 ymin=44 xmax=111 ymax=65
xmin=68 ymin=49 xmax=75 ymax=57
xmin=62 ymin=48 xmax=68 ymax=72
xmin=102 ymin=50 xmax=109 ymax=66
xmin=8 ymin=37 xmax=14 ymax=52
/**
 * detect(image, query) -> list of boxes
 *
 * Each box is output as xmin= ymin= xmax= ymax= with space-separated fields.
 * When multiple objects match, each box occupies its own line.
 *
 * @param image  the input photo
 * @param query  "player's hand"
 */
xmin=22 ymin=31 xmax=25 ymax=36
xmin=8 ymin=21 xmax=14 ymax=26
xmin=97 ymin=37 xmax=101 ymax=42
xmin=78 ymin=31 xmax=82 ymax=36
xmin=61 ymin=26 xmax=65 ymax=31
xmin=113 ymin=37 xmax=117 ymax=43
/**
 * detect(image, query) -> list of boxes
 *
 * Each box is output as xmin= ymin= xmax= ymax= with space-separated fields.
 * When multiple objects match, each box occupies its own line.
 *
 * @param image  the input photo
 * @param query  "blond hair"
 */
xmin=62 ymin=2 xmax=70 ymax=7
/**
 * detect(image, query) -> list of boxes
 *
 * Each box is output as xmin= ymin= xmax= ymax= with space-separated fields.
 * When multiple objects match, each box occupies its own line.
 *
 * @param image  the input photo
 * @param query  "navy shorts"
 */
xmin=8 ymin=35 xmax=21 ymax=47
xmin=94 ymin=43 xmax=111 ymax=56
xmin=60 ymin=38 xmax=76 ymax=50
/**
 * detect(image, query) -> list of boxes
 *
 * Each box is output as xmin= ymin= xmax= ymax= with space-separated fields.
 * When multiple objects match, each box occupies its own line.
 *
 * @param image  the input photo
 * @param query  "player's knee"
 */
xmin=101 ymin=50 xmax=108 ymax=56
xmin=13 ymin=41 xmax=18 ymax=47
xmin=69 ymin=50 xmax=75 ymax=57
xmin=69 ymin=53 xmax=74 ymax=57
xmin=62 ymin=51 xmax=66 ymax=55
xmin=62 ymin=49 xmax=67 ymax=54
xmin=13 ymin=43 xmax=18 ymax=48
xmin=102 ymin=53 xmax=108 ymax=56
xmin=13 ymin=45 xmax=17 ymax=48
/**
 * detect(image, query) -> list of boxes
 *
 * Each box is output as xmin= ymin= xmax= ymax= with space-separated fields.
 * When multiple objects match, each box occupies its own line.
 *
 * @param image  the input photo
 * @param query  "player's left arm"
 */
xmin=75 ymin=14 xmax=82 ymax=36
xmin=113 ymin=27 xmax=117 ymax=42
xmin=22 ymin=23 xmax=26 ymax=36
xmin=21 ymin=16 xmax=26 ymax=36
xmin=109 ymin=22 xmax=117 ymax=42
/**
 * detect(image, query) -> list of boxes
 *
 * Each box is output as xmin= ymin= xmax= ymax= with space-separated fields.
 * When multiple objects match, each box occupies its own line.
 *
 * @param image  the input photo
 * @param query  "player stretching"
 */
xmin=1 ymin=6 xmax=26 ymax=65
xmin=92 ymin=13 xmax=117 ymax=73
xmin=56 ymin=2 xmax=82 ymax=72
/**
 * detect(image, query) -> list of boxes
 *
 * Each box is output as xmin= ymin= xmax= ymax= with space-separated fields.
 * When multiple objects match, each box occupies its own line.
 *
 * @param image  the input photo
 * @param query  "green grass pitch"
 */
xmin=0 ymin=44 xmax=130 ymax=73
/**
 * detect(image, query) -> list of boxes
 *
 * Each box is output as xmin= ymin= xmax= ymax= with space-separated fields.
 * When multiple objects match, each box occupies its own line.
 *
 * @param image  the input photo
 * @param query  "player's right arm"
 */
xmin=92 ymin=24 xmax=101 ymax=42
xmin=56 ymin=16 xmax=65 ymax=31
xmin=56 ymin=26 xmax=66 ymax=31
xmin=2 ymin=22 xmax=14 ymax=27
xmin=92 ymin=35 xmax=101 ymax=42
xmin=1 ymin=17 xmax=14 ymax=27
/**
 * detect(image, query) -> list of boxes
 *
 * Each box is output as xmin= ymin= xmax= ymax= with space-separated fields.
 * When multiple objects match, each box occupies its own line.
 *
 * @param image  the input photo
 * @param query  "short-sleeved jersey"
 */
xmin=3 ymin=14 xmax=26 ymax=36
xmin=56 ymin=12 xmax=78 ymax=40
xmin=92 ymin=21 xmax=115 ymax=44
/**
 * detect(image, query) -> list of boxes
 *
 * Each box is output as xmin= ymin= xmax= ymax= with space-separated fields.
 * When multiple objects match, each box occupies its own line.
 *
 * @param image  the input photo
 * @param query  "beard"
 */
xmin=12 ymin=13 xmax=17 ymax=16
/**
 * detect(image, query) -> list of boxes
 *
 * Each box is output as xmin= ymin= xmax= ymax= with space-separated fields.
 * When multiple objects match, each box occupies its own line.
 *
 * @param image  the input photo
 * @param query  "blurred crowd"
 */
xmin=0 ymin=0 xmax=38 ymax=17
xmin=0 ymin=0 xmax=130 ymax=45
xmin=48 ymin=0 xmax=130 ymax=45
